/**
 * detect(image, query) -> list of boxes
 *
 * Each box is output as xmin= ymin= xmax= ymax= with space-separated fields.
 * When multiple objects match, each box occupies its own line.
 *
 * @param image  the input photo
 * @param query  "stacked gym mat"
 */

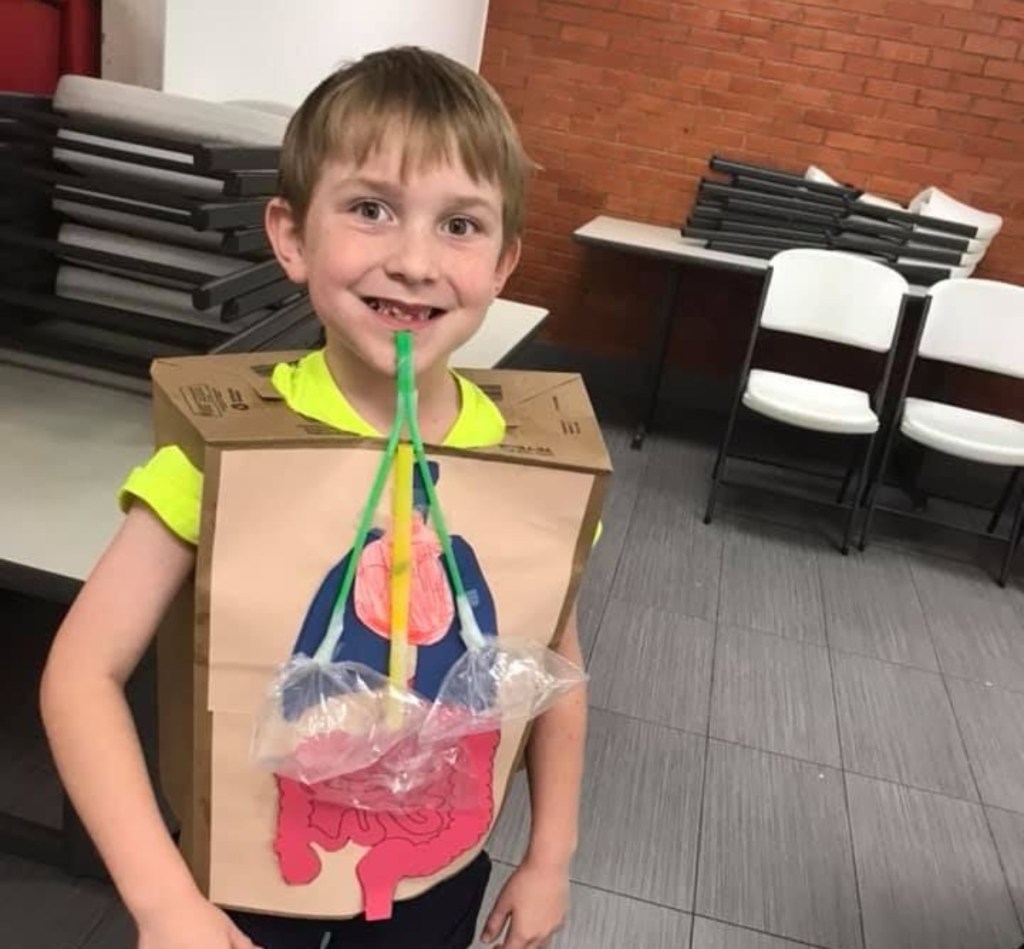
xmin=0 ymin=75 xmax=321 ymax=379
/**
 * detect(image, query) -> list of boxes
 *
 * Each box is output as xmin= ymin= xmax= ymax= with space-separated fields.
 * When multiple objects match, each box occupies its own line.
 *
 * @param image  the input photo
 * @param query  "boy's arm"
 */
xmin=482 ymin=604 xmax=586 ymax=947
xmin=523 ymin=603 xmax=587 ymax=869
xmin=40 ymin=505 xmax=209 ymax=921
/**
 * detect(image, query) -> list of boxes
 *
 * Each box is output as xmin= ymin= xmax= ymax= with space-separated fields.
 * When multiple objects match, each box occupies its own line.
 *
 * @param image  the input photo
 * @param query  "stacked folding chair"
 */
xmin=0 ymin=75 xmax=321 ymax=380
xmin=683 ymin=156 xmax=999 ymax=287
xmin=1 ymin=91 xmax=52 ymax=287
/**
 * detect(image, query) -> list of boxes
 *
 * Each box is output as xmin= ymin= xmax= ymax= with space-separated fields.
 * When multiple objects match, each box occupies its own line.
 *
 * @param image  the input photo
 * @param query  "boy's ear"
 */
xmin=265 ymin=197 xmax=308 ymax=284
xmin=493 ymin=237 xmax=522 ymax=296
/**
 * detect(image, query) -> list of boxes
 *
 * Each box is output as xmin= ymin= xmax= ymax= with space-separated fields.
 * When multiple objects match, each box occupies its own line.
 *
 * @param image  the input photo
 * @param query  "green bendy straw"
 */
xmin=312 ymin=331 xmax=486 ymax=665
xmin=399 ymin=358 xmax=487 ymax=651
xmin=311 ymin=339 xmax=410 ymax=663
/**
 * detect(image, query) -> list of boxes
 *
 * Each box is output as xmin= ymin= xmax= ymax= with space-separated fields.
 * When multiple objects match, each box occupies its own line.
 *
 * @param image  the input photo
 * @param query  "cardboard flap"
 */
xmin=151 ymin=352 xmax=348 ymax=469
xmin=460 ymin=369 xmax=611 ymax=471
xmin=151 ymin=351 xmax=613 ymax=474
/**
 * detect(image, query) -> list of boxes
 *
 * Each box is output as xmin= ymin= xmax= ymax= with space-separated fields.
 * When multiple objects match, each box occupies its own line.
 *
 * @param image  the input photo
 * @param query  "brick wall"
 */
xmin=480 ymin=0 xmax=1024 ymax=372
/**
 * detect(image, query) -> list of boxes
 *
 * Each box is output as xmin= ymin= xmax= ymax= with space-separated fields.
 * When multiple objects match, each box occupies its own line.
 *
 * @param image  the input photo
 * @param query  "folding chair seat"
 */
xmin=742 ymin=371 xmax=879 ymax=435
xmin=901 ymin=400 xmax=1024 ymax=468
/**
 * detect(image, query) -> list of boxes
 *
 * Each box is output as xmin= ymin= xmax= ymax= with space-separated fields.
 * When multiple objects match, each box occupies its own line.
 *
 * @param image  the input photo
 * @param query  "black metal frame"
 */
xmin=0 ymin=286 xmax=236 ymax=347
xmin=0 ymin=161 xmax=269 ymax=231
xmin=683 ymin=156 xmax=981 ymax=289
xmin=687 ymin=228 xmax=829 ymax=251
xmin=989 ymin=469 xmax=1022 ymax=534
xmin=698 ymin=233 xmax=955 ymax=284
xmin=858 ymin=300 xmax=1024 ymax=586
xmin=689 ymin=213 xmax=827 ymax=242
xmin=703 ymin=263 xmax=910 ymax=554
xmin=1 ymin=124 xmax=279 ymax=197
xmin=692 ymin=188 xmax=974 ymax=252
xmin=0 ymin=92 xmax=307 ymax=376
xmin=192 ymin=258 xmax=288 ymax=310
xmin=0 ymin=292 xmax=319 ymax=380
xmin=0 ymin=226 xmax=291 ymax=312
xmin=691 ymin=203 xmax=970 ymax=261
xmin=629 ymin=266 xmax=683 ymax=448
xmin=50 ymin=191 xmax=271 ymax=255
xmin=709 ymin=156 xmax=859 ymax=199
xmin=219 ymin=278 xmax=304 ymax=322
xmin=0 ymin=100 xmax=280 ymax=176
xmin=211 ymin=296 xmax=319 ymax=353
xmin=705 ymin=154 xmax=980 ymax=238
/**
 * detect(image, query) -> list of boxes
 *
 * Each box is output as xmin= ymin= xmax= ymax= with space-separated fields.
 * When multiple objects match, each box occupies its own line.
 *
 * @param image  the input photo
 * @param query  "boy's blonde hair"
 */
xmin=279 ymin=46 xmax=532 ymax=250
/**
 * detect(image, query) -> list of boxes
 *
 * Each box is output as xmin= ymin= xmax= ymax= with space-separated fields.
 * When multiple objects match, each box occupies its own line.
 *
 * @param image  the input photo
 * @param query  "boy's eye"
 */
xmin=352 ymin=200 xmax=389 ymax=221
xmin=444 ymin=216 xmax=479 ymax=237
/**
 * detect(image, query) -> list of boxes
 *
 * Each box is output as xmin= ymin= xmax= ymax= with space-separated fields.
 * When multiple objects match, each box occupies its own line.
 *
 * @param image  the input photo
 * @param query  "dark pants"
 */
xmin=229 ymin=851 xmax=492 ymax=949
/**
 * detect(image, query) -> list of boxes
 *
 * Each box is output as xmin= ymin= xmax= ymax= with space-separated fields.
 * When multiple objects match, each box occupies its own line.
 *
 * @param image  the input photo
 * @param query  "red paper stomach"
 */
xmin=273 ymin=728 xmax=499 ymax=921
xmin=354 ymin=520 xmax=454 ymax=646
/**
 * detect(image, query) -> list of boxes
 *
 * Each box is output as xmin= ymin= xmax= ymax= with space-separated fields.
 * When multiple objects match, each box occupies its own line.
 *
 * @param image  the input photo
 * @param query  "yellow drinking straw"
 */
xmin=389 ymin=441 xmax=414 ymax=697
xmin=388 ymin=331 xmax=416 ymax=727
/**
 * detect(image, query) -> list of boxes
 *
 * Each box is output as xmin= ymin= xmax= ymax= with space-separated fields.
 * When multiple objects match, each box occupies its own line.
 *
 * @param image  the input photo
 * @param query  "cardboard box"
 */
xmin=149 ymin=350 xmax=611 ymax=918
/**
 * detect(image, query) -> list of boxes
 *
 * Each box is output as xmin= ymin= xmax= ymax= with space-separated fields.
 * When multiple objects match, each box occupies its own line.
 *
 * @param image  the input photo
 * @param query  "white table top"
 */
xmin=0 ymin=297 xmax=547 ymax=586
xmin=452 ymin=298 xmax=547 ymax=370
xmin=0 ymin=363 xmax=152 ymax=586
xmin=574 ymin=214 xmax=928 ymax=297
xmin=574 ymin=215 xmax=771 ymax=273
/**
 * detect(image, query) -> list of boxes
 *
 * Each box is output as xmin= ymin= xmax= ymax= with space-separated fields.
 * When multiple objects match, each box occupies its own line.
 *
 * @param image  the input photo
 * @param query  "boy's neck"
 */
xmin=323 ymin=340 xmax=461 ymax=443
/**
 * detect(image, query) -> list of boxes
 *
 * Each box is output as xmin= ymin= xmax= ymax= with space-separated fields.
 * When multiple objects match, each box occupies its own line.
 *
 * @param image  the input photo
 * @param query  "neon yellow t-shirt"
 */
xmin=119 ymin=350 xmax=506 ymax=546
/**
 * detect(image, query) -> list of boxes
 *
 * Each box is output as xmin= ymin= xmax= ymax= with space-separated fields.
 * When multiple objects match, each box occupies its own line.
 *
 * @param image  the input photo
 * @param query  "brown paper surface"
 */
xmin=202 ymin=443 xmax=594 ymax=916
xmin=148 ymin=348 xmax=612 ymax=915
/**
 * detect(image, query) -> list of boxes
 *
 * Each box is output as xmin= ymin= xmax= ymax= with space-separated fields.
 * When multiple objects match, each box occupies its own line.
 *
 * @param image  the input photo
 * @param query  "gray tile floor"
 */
xmin=3 ymin=423 xmax=1024 ymax=949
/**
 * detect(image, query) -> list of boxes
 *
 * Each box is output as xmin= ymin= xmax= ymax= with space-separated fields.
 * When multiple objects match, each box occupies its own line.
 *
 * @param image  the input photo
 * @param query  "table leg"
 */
xmin=632 ymin=265 xmax=683 ymax=449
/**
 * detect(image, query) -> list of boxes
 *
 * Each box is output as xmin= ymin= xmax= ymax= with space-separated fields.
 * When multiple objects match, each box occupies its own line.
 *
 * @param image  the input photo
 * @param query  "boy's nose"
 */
xmin=384 ymin=226 xmax=440 ymax=285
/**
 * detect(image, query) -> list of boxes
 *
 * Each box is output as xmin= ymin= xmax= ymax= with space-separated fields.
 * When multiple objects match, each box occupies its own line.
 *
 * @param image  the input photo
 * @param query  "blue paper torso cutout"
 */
xmin=290 ymin=460 xmax=497 ymax=702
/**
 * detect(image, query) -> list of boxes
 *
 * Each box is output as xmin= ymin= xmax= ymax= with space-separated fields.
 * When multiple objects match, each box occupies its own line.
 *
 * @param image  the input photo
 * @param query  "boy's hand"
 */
xmin=480 ymin=859 xmax=570 ymax=948
xmin=136 ymin=892 xmax=261 ymax=949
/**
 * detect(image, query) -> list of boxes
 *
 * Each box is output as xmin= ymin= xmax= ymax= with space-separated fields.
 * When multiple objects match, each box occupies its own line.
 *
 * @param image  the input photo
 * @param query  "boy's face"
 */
xmin=267 ymin=136 xmax=520 ymax=379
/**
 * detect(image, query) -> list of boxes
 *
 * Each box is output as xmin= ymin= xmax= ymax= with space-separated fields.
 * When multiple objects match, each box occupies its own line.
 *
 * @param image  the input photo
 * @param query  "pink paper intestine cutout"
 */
xmin=273 ymin=729 xmax=499 ymax=921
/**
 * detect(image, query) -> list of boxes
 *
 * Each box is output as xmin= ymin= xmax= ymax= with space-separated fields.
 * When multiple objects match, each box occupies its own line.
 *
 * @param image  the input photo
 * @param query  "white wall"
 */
xmin=102 ymin=0 xmax=490 ymax=107
xmin=101 ymin=0 xmax=166 ymax=90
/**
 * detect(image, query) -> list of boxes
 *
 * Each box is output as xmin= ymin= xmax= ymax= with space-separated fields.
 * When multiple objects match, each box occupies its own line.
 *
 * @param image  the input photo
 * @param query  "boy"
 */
xmin=39 ymin=46 xmax=586 ymax=949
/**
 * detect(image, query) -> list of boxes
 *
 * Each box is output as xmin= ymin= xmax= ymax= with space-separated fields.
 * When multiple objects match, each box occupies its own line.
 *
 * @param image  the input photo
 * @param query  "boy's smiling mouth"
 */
xmin=363 ymin=297 xmax=445 ymax=322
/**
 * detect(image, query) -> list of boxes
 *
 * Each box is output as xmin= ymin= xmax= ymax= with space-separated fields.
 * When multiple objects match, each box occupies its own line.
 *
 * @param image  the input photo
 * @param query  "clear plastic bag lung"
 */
xmin=421 ymin=640 xmax=589 ymax=742
xmin=251 ymin=642 xmax=588 ymax=811
xmin=250 ymin=657 xmax=430 ymax=786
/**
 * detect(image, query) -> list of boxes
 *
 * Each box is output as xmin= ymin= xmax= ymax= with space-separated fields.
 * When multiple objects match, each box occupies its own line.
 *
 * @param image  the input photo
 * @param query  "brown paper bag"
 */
xmin=149 ymin=352 xmax=610 ymax=919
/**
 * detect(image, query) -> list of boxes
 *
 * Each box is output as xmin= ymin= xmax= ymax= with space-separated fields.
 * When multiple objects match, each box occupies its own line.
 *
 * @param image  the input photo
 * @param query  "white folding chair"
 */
xmin=805 ymin=164 xmax=905 ymax=210
xmin=910 ymin=187 xmax=1003 ymax=274
xmin=703 ymin=248 xmax=910 ymax=553
xmin=910 ymin=187 xmax=1004 ymax=243
xmin=859 ymin=278 xmax=1024 ymax=585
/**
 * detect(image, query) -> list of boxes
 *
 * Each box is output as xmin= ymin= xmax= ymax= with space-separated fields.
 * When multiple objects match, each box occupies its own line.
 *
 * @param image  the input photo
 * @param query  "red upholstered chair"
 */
xmin=0 ymin=0 xmax=99 ymax=95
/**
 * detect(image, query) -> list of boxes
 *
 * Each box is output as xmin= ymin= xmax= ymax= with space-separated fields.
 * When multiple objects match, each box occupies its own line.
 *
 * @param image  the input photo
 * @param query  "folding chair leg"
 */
xmin=841 ymin=436 xmax=873 ymax=555
xmin=858 ymin=421 xmax=902 ymax=552
xmin=704 ymin=396 xmax=743 ymax=525
xmin=998 ymin=488 xmax=1024 ymax=587
xmin=705 ymin=276 xmax=768 ymax=527
xmin=988 ymin=468 xmax=1020 ymax=535
xmin=836 ymin=444 xmax=860 ymax=505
